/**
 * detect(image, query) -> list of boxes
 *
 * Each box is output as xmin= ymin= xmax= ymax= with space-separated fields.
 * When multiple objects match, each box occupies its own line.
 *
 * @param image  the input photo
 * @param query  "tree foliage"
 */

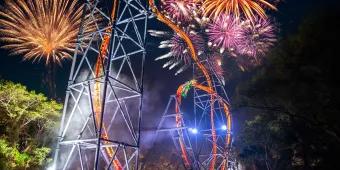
xmin=0 ymin=80 xmax=62 ymax=169
xmin=233 ymin=8 xmax=340 ymax=170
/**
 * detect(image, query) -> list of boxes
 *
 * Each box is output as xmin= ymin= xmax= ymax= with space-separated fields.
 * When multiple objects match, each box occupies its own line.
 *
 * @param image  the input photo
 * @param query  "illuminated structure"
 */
xmin=51 ymin=0 xmax=278 ymax=168
xmin=53 ymin=0 xmax=148 ymax=169
xmin=157 ymin=58 xmax=235 ymax=169
xmin=148 ymin=0 xmax=235 ymax=169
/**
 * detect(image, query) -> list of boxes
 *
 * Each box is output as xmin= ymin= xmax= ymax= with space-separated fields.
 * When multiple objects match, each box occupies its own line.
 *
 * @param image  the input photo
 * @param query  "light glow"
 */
xmin=189 ymin=127 xmax=198 ymax=134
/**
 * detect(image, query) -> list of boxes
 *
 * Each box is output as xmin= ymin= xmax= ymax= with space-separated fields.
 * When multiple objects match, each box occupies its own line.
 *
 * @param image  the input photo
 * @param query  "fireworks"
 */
xmin=234 ymin=54 xmax=259 ymax=71
xmin=206 ymin=15 xmax=244 ymax=54
xmin=168 ymin=30 xmax=205 ymax=64
xmin=237 ymin=18 xmax=276 ymax=58
xmin=0 ymin=0 xmax=96 ymax=64
xmin=202 ymin=0 xmax=277 ymax=21
xmin=160 ymin=0 xmax=198 ymax=24
xmin=207 ymin=55 xmax=224 ymax=82
xmin=151 ymin=0 xmax=279 ymax=74
xmin=150 ymin=29 xmax=205 ymax=75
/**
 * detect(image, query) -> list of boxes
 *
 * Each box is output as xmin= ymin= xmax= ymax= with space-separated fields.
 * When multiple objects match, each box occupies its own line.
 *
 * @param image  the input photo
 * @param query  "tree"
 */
xmin=140 ymin=139 xmax=186 ymax=170
xmin=0 ymin=80 xmax=62 ymax=169
xmin=232 ymin=7 xmax=340 ymax=170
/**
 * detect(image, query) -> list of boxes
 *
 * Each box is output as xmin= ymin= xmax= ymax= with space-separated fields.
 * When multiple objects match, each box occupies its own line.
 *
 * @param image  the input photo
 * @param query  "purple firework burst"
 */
xmin=206 ymin=15 xmax=244 ymax=53
xmin=169 ymin=30 xmax=205 ymax=64
xmin=160 ymin=0 xmax=198 ymax=24
xmin=150 ymin=29 xmax=205 ymax=75
xmin=237 ymin=18 xmax=276 ymax=58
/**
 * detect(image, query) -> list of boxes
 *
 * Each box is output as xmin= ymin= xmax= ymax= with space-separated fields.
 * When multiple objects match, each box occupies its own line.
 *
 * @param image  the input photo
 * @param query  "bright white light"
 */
xmin=221 ymin=125 xmax=227 ymax=131
xmin=46 ymin=164 xmax=55 ymax=170
xmin=189 ymin=128 xmax=198 ymax=134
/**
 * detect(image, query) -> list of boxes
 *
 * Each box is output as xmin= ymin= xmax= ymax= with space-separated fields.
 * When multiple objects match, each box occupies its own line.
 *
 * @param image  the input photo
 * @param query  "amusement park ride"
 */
xmin=53 ymin=0 xmax=277 ymax=169
xmin=156 ymin=59 xmax=235 ymax=169
xmin=53 ymin=0 xmax=148 ymax=169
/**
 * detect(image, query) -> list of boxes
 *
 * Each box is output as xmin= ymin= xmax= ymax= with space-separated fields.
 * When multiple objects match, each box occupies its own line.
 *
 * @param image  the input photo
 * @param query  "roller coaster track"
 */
xmin=148 ymin=1 xmax=232 ymax=169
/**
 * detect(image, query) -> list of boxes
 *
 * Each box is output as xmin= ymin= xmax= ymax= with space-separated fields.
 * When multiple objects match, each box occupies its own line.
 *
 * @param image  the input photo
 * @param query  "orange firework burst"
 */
xmin=0 ymin=0 xmax=96 ymax=64
xmin=202 ymin=0 xmax=277 ymax=21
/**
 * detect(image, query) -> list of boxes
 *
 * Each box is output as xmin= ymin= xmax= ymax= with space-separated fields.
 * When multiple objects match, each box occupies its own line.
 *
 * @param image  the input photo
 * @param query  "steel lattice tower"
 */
xmin=157 ymin=58 xmax=235 ymax=169
xmin=53 ymin=0 xmax=148 ymax=169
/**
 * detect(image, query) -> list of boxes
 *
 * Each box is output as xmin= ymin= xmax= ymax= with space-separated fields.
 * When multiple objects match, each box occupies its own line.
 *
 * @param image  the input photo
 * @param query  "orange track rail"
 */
xmin=92 ymin=0 xmax=232 ymax=169
xmin=176 ymin=81 xmax=232 ymax=169
xmin=92 ymin=0 xmax=122 ymax=169
xmin=148 ymin=1 xmax=232 ymax=169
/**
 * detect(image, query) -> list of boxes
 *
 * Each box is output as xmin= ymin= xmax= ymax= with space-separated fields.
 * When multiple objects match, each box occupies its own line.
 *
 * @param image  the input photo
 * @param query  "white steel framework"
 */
xmin=53 ymin=0 xmax=148 ymax=169
xmin=156 ymin=59 xmax=236 ymax=169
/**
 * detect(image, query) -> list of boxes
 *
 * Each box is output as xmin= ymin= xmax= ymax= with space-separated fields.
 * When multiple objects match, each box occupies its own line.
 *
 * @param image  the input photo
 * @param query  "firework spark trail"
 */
xmin=202 ymin=0 xmax=277 ymax=22
xmin=168 ymin=30 xmax=205 ymax=65
xmin=237 ymin=18 xmax=276 ymax=59
xmin=0 ymin=0 xmax=122 ymax=168
xmin=150 ymin=0 xmax=277 ymax=168
xmin=160 ymin=0 xmax=198 ymax=24
xmin=149 ymin=1 xmax=214 ymax=94
xmin=151 ymin=29 xmax=205 ymax=74
xmin=207 ymin=15 xmax=244 ymax=54
xmin=149 ymin=0 xmax=223 ymax=169
xmin=0 ymin=0 xmax=96 ymax=64
xmin=207 ymin=55 xmax=224 ymax=81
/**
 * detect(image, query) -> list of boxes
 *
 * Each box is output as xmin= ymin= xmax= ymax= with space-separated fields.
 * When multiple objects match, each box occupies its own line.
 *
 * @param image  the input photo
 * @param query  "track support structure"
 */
xmin=157 ymin=59 xmax=236 ymax=169
xmin=53 ymin=0 xmax=148 ymax=169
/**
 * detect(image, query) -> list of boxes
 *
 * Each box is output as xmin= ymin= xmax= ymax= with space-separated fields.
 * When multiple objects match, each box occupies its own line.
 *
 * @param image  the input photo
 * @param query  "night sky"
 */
xmin=1 ymin=0 xmax=338 ymax=97
xmin=0 ymin=0 xmax=339 ymax=158
xmin=0 ymin=0 xmax=338 ymax=115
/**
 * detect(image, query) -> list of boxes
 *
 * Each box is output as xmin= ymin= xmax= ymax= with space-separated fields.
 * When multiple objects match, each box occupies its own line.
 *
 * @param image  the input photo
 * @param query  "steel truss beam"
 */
xmin=53 ymin=0 xmax=148 ymax=169
xmin=156 ymin=59 xmax=236 ymax=169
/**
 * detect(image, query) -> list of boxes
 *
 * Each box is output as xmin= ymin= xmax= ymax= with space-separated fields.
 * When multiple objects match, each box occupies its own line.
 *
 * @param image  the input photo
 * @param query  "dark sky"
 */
xmin=1 ymin=0 xmax=337 ymax=97
xmin=0 ymin=0 xmax=339 ymax=134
